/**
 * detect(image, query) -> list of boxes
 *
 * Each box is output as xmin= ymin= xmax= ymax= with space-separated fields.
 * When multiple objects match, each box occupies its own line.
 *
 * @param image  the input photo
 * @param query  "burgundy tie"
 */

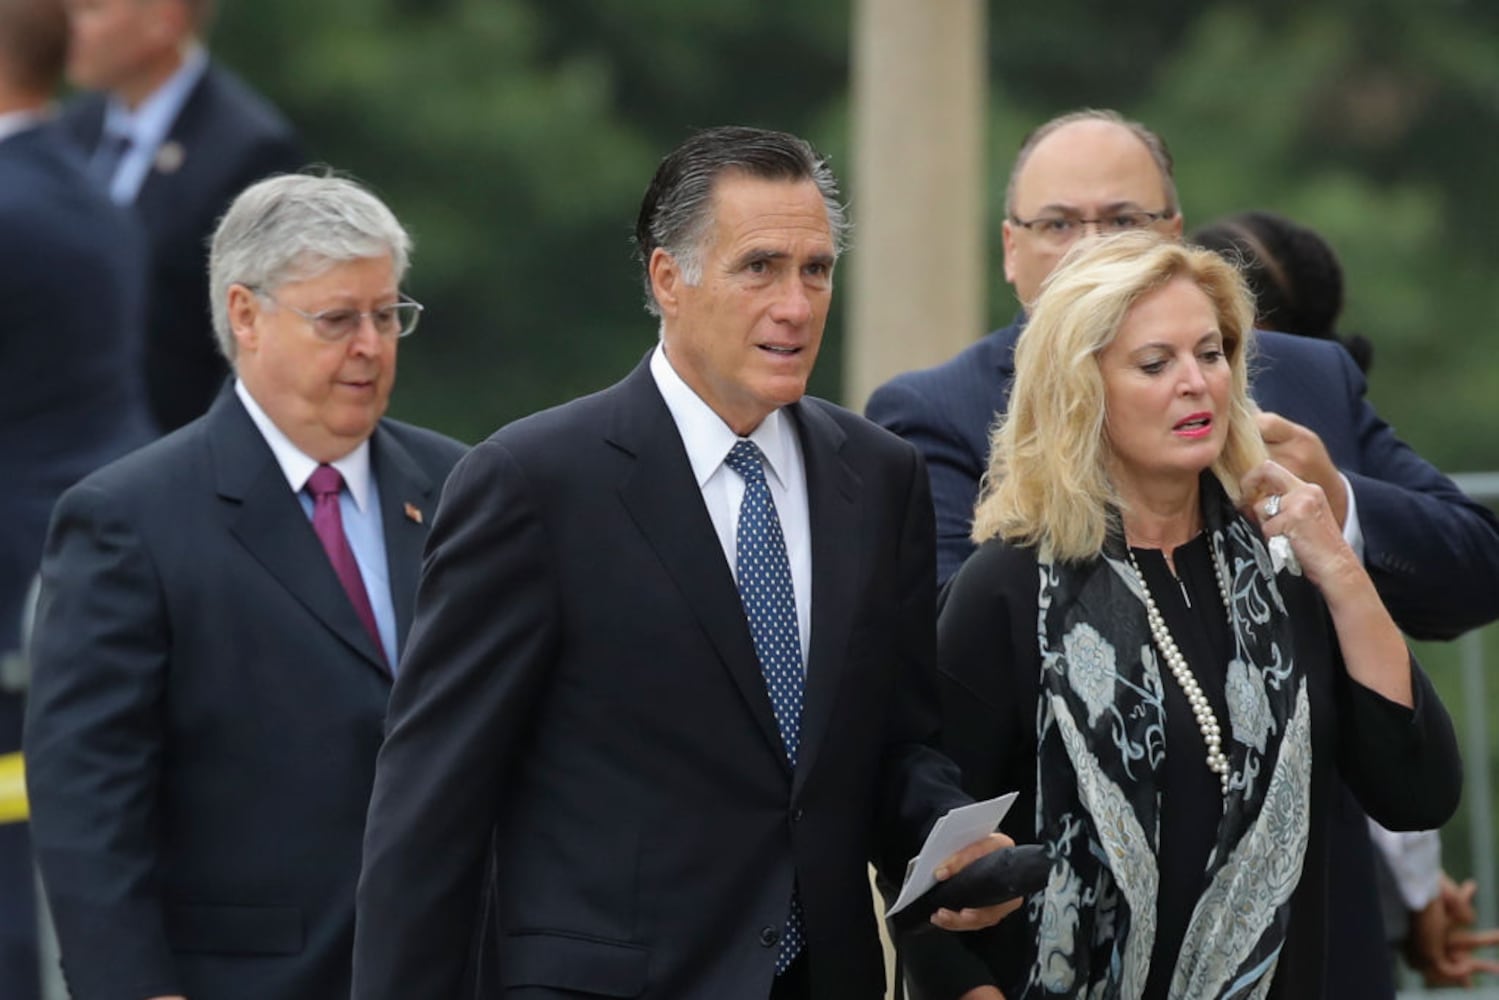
xmin=306 ymin=465 xmax=386 ymax=665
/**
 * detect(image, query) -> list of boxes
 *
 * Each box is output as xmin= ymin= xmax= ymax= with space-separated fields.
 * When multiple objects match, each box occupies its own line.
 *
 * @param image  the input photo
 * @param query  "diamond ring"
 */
xmin=1264 ymin=493 xmax=1282 ymax=519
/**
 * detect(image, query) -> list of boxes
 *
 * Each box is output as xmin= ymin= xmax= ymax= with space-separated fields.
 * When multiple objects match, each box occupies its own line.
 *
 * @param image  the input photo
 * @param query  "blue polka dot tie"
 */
xmin=724 ymin=439 xmax=805 ymax=973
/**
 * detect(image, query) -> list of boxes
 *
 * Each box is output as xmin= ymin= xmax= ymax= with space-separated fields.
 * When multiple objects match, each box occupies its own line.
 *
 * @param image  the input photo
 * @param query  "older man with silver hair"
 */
xmin=24 ymin=172 xmax=465 ymax=1000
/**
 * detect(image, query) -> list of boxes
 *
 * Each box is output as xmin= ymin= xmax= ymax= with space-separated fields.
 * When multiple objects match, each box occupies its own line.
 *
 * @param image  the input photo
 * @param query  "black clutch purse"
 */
xmin=888 ymin=843 xmax=1050 ymax=935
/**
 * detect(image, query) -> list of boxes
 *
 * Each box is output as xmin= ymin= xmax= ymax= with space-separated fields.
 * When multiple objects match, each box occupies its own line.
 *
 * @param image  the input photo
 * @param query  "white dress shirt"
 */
xmin=649 ymin=345 xmax=811 ymax=666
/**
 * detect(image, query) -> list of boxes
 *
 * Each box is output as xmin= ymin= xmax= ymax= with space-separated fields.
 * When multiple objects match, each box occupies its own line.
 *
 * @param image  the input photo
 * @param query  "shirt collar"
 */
xmin=235 ymin=379 xmax=373 ymax=510
xmin=648 ymin=343 xmax=795 ymax=491
xmin=102 ymin=44 xmax=208 ymax=148
xmin=0 ymin=107 xmax=48 ymax=144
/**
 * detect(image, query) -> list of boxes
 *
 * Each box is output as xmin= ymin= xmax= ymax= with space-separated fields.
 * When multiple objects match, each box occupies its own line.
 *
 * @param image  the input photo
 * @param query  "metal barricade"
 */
xmin=1395 ymin=474 xmax=1499 ymax=995
xmin=1451 ymin=473 xmax=1499 ymax=935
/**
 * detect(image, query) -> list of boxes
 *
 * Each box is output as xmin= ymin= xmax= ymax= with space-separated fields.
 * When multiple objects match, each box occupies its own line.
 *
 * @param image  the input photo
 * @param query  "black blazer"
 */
xmin=24 ymin=391 xmax=465 ymax=1000
xmin=904 ymin=539 xmax=1461 ymax=1000
xmin=354 ymin=358 xmax=969 ymax=999
xmin=60 ymin=62 xmax=307 ymax=433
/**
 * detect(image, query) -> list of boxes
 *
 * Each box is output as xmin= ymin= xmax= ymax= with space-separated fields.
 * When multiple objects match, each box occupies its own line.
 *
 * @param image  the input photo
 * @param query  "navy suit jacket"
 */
xmin=868 ymin=318 xmax=1499 ymax=999
xmin=60 ymin=61 xmax=306 ymax=433
xmin=24 ymin=392 xmax=465 ymax=1000
xmin=353 ymin=358 xmax=968 ymax=999
xmin=0 ymin=118 xmax=153 ymax=1000
xmin=0 ymin=122 xmax=152 ymax=656
xmin=867 ymin=317 xmax=1499 ymax=639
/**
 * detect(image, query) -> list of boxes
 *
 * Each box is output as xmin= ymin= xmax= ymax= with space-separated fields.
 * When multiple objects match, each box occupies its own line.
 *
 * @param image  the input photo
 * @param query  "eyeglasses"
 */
xmin=1009 ymin=209 xmax=1176 ymax=246
xmin=252 ymin=288 xmax=424 ymax=341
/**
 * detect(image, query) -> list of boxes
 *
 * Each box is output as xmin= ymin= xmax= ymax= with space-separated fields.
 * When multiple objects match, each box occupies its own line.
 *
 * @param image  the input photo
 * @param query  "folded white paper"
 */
xmin=886 ymin=791 xmax=1018 ymax=916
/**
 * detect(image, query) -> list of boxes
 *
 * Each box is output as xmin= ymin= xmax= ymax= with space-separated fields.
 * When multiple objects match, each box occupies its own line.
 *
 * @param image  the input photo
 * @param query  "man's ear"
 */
xmin=226 ymin=284 xmax=261 ymax=355
xmin=648 ymin=247 xmax=682 ymax=317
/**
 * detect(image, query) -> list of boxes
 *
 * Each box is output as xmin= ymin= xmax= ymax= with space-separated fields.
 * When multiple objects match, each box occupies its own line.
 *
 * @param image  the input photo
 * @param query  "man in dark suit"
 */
xmin=866 ymin=108 xmax=1499 ymax=999
xmin=24 ymin=174 xmax=466 ymax=1000
xmin=353 ymin=126 xmax=1014 ymax=1000
xmin=0 ymin=0 xmax=153 ymax=994
xmin=59 ymin=0 xmax=305 ymax=433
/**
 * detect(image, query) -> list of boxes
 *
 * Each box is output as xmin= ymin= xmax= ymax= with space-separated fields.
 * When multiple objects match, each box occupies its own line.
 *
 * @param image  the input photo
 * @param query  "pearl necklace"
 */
xmin=1126 ymin=545 xmax=1233 ymax=794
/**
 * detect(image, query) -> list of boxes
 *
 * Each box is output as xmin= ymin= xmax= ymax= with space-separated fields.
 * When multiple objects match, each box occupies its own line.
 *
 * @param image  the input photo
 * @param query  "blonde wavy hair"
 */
xmin=971 ymin=232 xmax=1266 ymax=561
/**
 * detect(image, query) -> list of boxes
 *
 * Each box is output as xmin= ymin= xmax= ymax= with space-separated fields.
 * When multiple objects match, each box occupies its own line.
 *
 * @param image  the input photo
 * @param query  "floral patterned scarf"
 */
xmin=1024 ymin=481 xmax=1312 ymax=999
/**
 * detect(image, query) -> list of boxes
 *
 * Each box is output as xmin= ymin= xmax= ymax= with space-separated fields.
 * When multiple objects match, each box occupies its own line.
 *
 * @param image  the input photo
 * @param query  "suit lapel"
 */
xmin=211 ymin=393 xmax=389 ymax=676
xmin=370 ymin=426 xmax=436 ymax=653
xmin=610 ymin=362 xmax=791 ymax=772
xmin=134 ymin=68 xmax=211 ymax=222
xmin=789 ymin=400 xmax=859 ymax=793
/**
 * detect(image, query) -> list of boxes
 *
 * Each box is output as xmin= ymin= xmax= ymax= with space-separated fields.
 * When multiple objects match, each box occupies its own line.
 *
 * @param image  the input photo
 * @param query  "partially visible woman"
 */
xmin=903 ymin=232 xmax=1460 ymax=1000
xmin=1190 ymin=209 xmax=1373 ymax=373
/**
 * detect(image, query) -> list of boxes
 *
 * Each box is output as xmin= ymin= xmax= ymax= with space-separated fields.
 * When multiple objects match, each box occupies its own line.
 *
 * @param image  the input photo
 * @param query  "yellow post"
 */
xmin=0 ymin=752 xmax=28 ymax=825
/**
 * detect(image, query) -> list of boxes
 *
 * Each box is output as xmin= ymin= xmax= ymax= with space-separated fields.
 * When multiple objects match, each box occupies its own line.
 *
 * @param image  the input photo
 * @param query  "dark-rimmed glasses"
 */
xmin=1009 ymin=210 xmax=1175 ymax=246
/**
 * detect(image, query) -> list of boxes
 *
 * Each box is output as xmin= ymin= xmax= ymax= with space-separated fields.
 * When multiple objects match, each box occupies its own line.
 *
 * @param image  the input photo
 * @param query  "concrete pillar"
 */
xmin=845 ymin=0 xmax=987 ymax=410
xmin=849 ymin=8 xmax=987 ymax=992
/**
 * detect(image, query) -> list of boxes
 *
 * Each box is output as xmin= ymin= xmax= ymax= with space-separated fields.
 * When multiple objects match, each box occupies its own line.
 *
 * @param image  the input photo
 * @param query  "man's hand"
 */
xmin=928 ymin=832 xmax=1024 ymax=932
xmin=957 ymin=989 xmax=1007 ymax=1000
xmin=1256 ymin=412 xmax=1349 ymax=528
xmin=1407 ymin=873 xmax=1499 ymax=987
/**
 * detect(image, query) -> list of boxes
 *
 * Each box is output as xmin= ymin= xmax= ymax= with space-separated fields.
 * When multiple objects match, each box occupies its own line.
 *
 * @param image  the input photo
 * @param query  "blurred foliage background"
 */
xmin=212 ymin=0 xmax=1499 ymax=896
xmin=213 ymin=0 xmax=1499 ymax=474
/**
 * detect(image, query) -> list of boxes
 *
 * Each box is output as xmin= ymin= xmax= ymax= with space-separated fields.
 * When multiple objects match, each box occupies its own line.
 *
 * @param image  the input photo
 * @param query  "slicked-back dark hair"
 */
xmin=633 ymin=125 xmax=849 ymax=317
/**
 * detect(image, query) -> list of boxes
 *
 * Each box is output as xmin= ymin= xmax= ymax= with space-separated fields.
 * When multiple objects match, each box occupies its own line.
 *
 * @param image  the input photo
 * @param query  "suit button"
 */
xmin=791 ymin=807 xmax=804 ymax=824
xmin=760 ymin=926 xmax=781 ymax=948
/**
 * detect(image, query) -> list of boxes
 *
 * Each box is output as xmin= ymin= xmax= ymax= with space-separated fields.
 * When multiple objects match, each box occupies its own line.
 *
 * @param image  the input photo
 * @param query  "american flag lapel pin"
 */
xmin=403 ymin=502 xmax=423 ymax=525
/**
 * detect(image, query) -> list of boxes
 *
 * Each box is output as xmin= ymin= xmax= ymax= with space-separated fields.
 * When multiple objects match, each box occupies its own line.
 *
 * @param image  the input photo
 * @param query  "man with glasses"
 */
xmin=868 ymin=108 xmax=1499 ymax=998
xmin=24 ymin=173 xmax=464 ymax=1000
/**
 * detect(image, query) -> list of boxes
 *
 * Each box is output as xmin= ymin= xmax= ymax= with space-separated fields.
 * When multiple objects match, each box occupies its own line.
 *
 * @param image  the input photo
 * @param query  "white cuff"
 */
xmin=1368 ymin=821 xmax=1442 ymax=910
xmin=1341 ymin=473 xmax=1365 ymax=563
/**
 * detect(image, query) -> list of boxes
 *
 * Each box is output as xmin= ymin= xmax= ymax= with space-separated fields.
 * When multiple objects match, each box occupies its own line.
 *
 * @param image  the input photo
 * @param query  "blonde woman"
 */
xmin=904 ymin=233 xmax=1460 ymax=1000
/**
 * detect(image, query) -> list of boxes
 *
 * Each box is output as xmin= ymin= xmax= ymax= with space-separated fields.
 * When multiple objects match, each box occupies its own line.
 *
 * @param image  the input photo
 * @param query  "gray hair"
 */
xmin=209 ymin=172 xmax=411 ymax=361
xmin=633 ymin=125 xmax=850 ymax=317
xmin=1005 ymin=108 xmax=1180 ymax=218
